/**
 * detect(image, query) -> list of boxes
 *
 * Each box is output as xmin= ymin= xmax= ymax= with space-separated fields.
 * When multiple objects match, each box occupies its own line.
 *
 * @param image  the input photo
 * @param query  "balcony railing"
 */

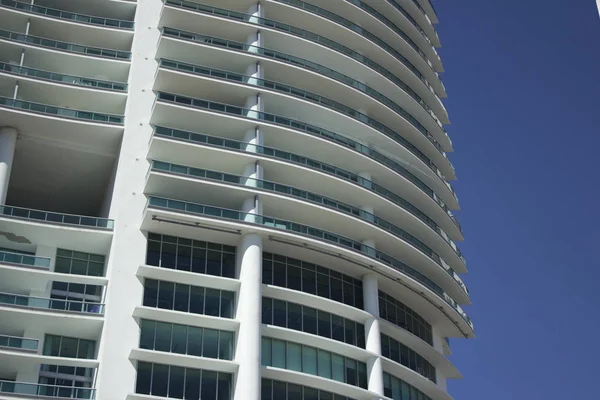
xmin=0 ymin=292 xmax=105 ymax=314
xmin=0 ymin=380 xmax=95 ymax=399
xmin=0 ymin=28 xmax=131 ymax=59
xmin=0 ymin=62 xmax=128 ymax=91
xmin=151 ymin=160 xmax=467 ymax=291
xmin=0 ymin=334 xmax=38 ymax=351
xmin=159 ymin=59 xmax=449 ymax=183
xmin=147 ymin=196 xmax=472 ymax=327
xmin=0 ymin=249 xmax=50 ymax=268
xmin=154 ymin=126 xmax=464 ymax=255
xmin=160 ymin=26 xmax=449 ymax=161
xmin=165 ymin=0 xmax=439 ymax=100
xmin=382 ymin=0 xmax=435 ymax=45
xmin=0 ymin=0 xmax=134 ymax=29
xmin=0 ymin=205 xmax=115 ymax=230
xmin=156 ymin=92 xmax=460 ymax=223
xmin=272 ymin=0 xmax=440 ymax=83
xmin=0 ymin=96 xmax=124 ymax=124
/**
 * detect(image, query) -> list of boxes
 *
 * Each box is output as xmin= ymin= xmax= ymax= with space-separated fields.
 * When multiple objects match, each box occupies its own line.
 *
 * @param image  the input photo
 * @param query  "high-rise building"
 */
xmin=0 ymin=0 xmax=473 ymax=399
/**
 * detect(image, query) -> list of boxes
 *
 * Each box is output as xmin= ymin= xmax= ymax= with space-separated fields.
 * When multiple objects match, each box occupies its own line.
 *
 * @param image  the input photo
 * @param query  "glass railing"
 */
xmin=271 ymin=0 xmax=440 ymax=84
xmin=383 ymin=0 xmax=435 ymax=46
xmin=0 ymin=380 xmax=95 ymax=399
xmin=166 ymin=0 xmax=439 ymax=94
xmin=159 ymin=59 xmax=450 ymax=184
xmin=0 ymin=96 xmax=124 ymax=124
xmin=0 ymin=28 xmax=131 ymax=59
xmin=0 ymin=334 xmax=38 ymax=351
xmin=0 ymin=204 xmax=115 ymax=229
xmin=160 ymin=26 xmax=448 ymax=154
xmin=0 ymin=0 xmax=134 ymax=29
xmin=151 ymin=161 xmax=459 ymax=278
xmin=155 ymin=91 xmax=459 ymax=218
xmin=0 ymin=250 xmax=50 ymax=268
xmin=153 ymin=126 xmax=465 ymax=261
xmin=0 ymin=62 xmax=128 ymax=91
xmin=147 ymin=196 xmax=471 ymax=324
xmin=0 ymin=292 xmax=105 ymax=314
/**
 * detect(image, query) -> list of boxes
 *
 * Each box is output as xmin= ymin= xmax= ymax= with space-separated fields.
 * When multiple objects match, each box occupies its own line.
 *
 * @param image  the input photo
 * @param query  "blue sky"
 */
xmin=436 ymin=0 xmax=600 ymax=398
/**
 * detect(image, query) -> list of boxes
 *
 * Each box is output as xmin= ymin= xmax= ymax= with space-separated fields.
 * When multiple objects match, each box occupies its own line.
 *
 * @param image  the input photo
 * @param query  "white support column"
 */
xmin=0 ymin=127 xmax=18 ymax=205
xmin=363 ymin=273 xmax=384 ymax=396
xmin=234 ymin=233 xmax=263 ymax=400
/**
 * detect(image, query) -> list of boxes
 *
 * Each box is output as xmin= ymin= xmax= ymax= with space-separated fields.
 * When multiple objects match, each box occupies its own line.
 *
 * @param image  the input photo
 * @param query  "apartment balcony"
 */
xmin=149 ymin=95 xmax=462 ymax=238
xmin=0 ymin=29 xmax=130 ymax=82
xmin=158 ymin=2 xmax=449 ymax=148
xmin=0 ymin=0 xmax=134 ymax=51
xmin=144 ymin=161 xmax=469 ymax=302
xmin=142 ymin=196 xmax=474 ymax=338
xmin=0 ymin=381 xmax=95 ymax=400
xmin=154 ymin=59 xmax=456 ymax=194
xmin=0 ymin=206 xmax=114 ymax=254
xmin=156 ymin=21 xmax=450 ymax=154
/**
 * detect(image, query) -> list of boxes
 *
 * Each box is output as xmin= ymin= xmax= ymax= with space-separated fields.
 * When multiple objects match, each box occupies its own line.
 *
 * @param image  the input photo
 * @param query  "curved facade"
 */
xmin=0 ymin=1 xmax=472 ymax=399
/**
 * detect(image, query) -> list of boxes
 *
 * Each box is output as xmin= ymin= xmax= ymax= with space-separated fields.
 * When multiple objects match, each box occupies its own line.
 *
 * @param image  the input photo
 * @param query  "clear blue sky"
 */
xmin=437 ymin=0 xmax=600 ymax=398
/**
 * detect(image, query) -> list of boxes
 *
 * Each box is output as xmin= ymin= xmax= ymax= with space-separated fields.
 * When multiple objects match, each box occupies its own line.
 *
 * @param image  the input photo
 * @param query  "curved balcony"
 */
xmin=146 ymin=196 xmax=472 ymax=331
xmin=149 ymin=160 xmax=468 ymax=289
xmin=154 ymin=92 xmax=461 ymax=227
xmin=152 ymin=125 xmax=464 ymax=254
xmin=339 ymin=0 xmax=441 ymax=67
xmin=269 ymin=0 xmax=445 ymax=99
xmin=385 ymin=0 xmax=439 ymax=45
xmin=159 ymin=29 xmax=454 ymax=177
xmin=0 ymin=205 xmax=114 ymax=229
xmin=157 ymin=59 xmax=455 ymax=198
xmin=0 ymin=62 xmax=127 ymax=92
xmin=376 ymin=0 xmax=437 ymax=47
xmin=0 ymin=381 xmax=95 ymax=399
xmin=161 ymin=2 xmax=448 ymax=145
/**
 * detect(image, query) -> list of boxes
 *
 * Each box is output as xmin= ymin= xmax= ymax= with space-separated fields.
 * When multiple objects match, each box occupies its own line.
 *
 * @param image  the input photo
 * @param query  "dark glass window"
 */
xmin=146 ymin=233 xmax=236 ymax=278
xmin=143 ymin=279 xmax=234 ymax=318
xmin=383 ymin=372 xmax=435 ymax=400
xmin=139 ymin=319 xmax=234 ymax=360
xmin=136 ymin=362 xmax=232 ymax=399
xmin=263 ymin=253 xmax=363 ymax=309
xmin=261 ymin=338 xmax=366 ymax=389
xmin=379 ymin=291 xmax=433 ymax=345
xmin=55 ymin=249 xmax=105 ymax=277
xmin=381 ymin=334 xmax=436 ymax=383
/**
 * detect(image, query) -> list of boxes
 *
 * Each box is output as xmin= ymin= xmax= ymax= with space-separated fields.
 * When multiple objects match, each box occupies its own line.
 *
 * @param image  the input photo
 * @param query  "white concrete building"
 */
xmin=0 ymin=0 xmax=473 ymax=399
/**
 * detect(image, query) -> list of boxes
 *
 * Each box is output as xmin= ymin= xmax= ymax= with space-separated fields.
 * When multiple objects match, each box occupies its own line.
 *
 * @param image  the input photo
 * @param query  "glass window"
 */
xmin=287 ymin=303 xmax=302 ymax=331
xmin=171 ymin=324 xmax=187 ymax=354
xmin=331 ymin=315 xmax=345 ymax=343
xmin=146 ymin=233 xmax=236 ymax=278
xmin=205 ymin=288 xmax=221 ymax=316
xmin=201 ymin=370 xmax=218 ymax=400
xmin=220 ymin=290 xmax=234 ymax=318
xmin=55 ymin=249 xmax=105 ymax=277
xmin=169 ymin=366 xmax=185 ymax=398
xmin=151 ymin=363 xmax=168 ymax=397
xmin=261 ymin=337 xmax=271 ymax=366
xmin=288 ymin=383 xmax=302 ymax=400
xmin=157 ymin=281 xmax=174 ymax=310
xmin=189 ymin=286 xmax=205 ymax=314
xmin=379 ymin=291 xmax=432 ymax=345
xmin=217 ymin=372 xmax=231 ymax=400
xmin=318 ymin=310 xmax=331 ymax=338
xmin=188 ymin=326 xmax=203 ymax=357
xmin=140 ymin=319 xmax=155 ymax=350
xmin=262 ymin=297 xmax=273 ymax=325
xmin=381 ymin=334 xmax=436 ymax=383
xmin=203 ymin=329 xmax=219 ymax=359
xmin=303 ymin=307 xmax=317 ymax=335
xmin=332 ymin=354 xmax=345 ymax=383
xmin=174 ymin=283 xmax=190 ymax=312
xmin=154 ymin=321 xmax=172 ymax=352
xmin=272 ymin=339 xmax=286 ymax=368
xmin=136 ymin=362 xmax=152 ymax=395
xmin=286 ymin=342 xmax=302 ymax=372
xmin=219 ymin=331 xmax=234 ymax=360
xmin=302 ymin=346 xmax=317 ymax=375
xmin=185 ymin=368 xmax=201 ymax=400
xmin=317 ymin=350 xmax=331 ymax=379
xmin=143 ymin=279 xmax=158 ymax=307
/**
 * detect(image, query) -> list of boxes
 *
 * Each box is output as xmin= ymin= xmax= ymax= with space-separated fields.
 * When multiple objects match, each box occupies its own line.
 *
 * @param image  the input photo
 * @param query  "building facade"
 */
xmin=0 ymin=0 xmax=473 ymax=399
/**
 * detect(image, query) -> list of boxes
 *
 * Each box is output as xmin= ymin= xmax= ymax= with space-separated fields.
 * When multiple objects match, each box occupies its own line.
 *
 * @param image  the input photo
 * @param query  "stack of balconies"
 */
xmin=0 ymin=1 xmax=473 ymax=400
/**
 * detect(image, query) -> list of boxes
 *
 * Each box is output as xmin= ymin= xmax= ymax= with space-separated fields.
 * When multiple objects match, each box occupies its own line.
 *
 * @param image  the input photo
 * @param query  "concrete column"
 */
xmin=359 ymin=171 xmax=372 ymax=190
xmin=363 ymin=273 xmax=384 ymax=396
xmin=233 ymin=233 xmax=263 ymax=400
xmin=247 ymin=2 xmax=263 ymax=24
xmin=242 ymin=127 xmax=264 ymax=224
xmin=0 ymin=127 xmax=18 ymax=205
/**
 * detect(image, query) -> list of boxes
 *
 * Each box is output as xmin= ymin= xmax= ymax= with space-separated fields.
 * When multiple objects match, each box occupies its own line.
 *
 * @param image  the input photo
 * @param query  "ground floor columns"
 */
xmin=363 ymin=273 xmax=384 ymax=396
xmin=0 ymin=127 xmax=18 ymax=205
